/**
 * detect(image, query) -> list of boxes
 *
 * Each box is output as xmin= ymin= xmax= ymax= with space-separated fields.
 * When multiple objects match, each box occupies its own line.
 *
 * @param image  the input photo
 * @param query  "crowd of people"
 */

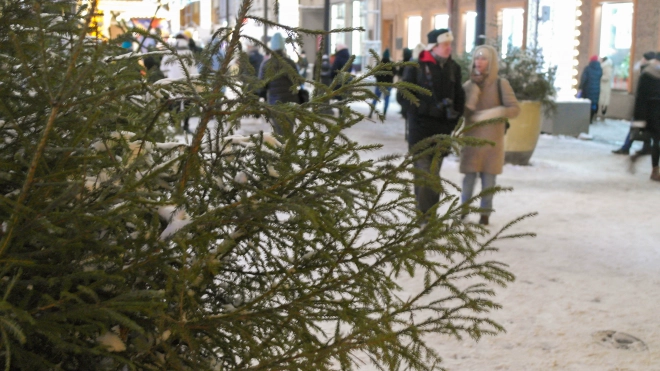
xmin=126 ymin=26 xmax=660 ymax=225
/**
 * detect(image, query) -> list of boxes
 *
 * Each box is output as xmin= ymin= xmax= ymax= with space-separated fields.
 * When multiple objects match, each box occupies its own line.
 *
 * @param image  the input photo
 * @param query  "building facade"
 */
xmin=95 ymin=0 xmax=169 ymax=39
xmin=382 ymin=0 xmax=660 ymax=119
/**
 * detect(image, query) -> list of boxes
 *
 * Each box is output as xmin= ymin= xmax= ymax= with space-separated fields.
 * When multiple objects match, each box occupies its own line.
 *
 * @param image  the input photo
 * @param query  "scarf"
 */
xmin=470 ymin=72 xmax=487 ymax=85
xmin=431 ymin=51 xmax=447 ymax=67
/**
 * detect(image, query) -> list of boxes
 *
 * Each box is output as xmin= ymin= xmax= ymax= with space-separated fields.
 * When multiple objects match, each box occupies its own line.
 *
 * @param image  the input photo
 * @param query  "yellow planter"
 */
xmin=504 ymin=100 xmax=542 ymax=165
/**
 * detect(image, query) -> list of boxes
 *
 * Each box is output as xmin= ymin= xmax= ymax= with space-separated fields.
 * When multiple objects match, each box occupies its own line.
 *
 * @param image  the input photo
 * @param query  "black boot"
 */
xmin=183 ymin=117 xmax=192 ymax=134
xmin=612 ymin=148 xmax=629 ymax=155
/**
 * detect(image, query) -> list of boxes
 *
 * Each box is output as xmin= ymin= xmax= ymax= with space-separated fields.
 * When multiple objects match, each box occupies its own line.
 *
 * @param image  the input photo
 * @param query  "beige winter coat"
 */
xmin=460 ymin=45 xmax=520 ymax=175
xmin=599 ymin=58 xmax=613 ymax=109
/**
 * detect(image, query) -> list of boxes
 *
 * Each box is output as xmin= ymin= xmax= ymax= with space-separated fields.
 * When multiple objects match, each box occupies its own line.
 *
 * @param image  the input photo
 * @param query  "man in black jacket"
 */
xmin=403 ymin=29 xmax=465 ymax=215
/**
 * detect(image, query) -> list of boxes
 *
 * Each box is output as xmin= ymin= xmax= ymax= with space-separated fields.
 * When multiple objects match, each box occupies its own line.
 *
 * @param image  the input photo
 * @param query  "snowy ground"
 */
xmin=183 ymin=97 xmax=660 ymax=371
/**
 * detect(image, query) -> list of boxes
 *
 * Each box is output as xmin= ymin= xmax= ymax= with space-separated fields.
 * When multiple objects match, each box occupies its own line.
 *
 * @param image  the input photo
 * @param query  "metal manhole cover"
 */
xmin=592 ymin=330 xmax=648 ymax=351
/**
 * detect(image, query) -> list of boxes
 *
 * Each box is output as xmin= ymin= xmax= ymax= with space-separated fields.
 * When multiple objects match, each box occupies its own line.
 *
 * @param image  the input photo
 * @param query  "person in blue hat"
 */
xmin=257 ymin=33 xmax=299 ymax=135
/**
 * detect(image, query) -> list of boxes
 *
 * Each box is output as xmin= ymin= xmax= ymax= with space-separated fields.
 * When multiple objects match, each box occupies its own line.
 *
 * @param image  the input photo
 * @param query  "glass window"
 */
xmin=599 ymin=2 xmax=633 ymax=90
xmin=434 ymin=14 xmax=449 ymax=30
xmin=352 ymin=0 xmax=363 ymax=57
xmin=407 ymin=16 xmax=422 ymax=49
xmin=464 ymin=11 xmax=477 ymax=53
xmin=533 ymin=0 xmax=579 ymax=97
xmin=331 ymin=3 xmax=346 ymax=53
xmin=501 ymin=8 xmax=524 ymax=57
xmin=279 ymin=0 xmax=299 ymax=56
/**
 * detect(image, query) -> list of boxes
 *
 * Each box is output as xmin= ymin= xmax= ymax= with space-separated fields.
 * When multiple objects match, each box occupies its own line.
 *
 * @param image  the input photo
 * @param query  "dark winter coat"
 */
xmin=258 ymin=50 xmax=298 ymax=105
xmin=633 ymin=63 xmax=660 ymax=135
xmin=579 ymin=60 xmax=603 ymax=106
xmin=188 ymin=38 xmax=202 ymax=54
xmin=320 ymin=58 xmax=332 ymax=86
xmin=396 ymin=51 xmax=414 ymax=116
xmin=402 ymin=50 xmax=465 ymax=148
xmin=248 ymin=50 xmax=264 ymax=77
xmin=397 ymin=48 xmax=413 ymax=78
xmin=143 ymin=56 xmax=165 ymax=83
xmin=331 ymin=48 xmax=351 ymax=79
xmin=375 ymin=56 xmax=394 ymax=84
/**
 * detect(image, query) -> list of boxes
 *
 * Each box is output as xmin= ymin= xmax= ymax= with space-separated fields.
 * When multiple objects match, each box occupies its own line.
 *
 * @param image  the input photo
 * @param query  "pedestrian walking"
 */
xmin=247 ymin=45 xmax=264 ymax=77
xmin=612 ymin=51 xmax=655 ymax=155
xmin=578 ymin=55 xmax=602 ymax=123
xmin=160 ymin=34 xmax=199 ymax=133
xmin=331 ymin=44 xmax=350 ymax=79
xmin=630 ymin=53 xmax=660 ymax=181
xmin=183 ymin=29 xmax=202 ymax=54
xmin=330 ymin=44 xmax=351 ymax=100
xmin=319 ymin=54 xmax=332 ymax=87
xmin=397 ymin=48 xmax=413 ymax=80
xmin=599 ymin=56 xmax=613 ymax=118
xmin=143 ymin=55 xmax=165 ymax=83
xmin=402 ymin=29 xmax=465 ymax=216
xmin=297 ymin=51 xmax=309 ymax=79
xmin=459 ymin=45 xmax=520 ymax=225
xmin=257 ymin=33 xmax=299 ymax=135
xmin=369 ymin=48 xmax=394 ymax=118
xmin=396 ymin=47 xmax=413 ymax=118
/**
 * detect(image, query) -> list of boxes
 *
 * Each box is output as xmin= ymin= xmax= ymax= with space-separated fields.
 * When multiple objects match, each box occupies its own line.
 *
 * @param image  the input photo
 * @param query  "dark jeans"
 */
xmin=651 ymin=133 xmax=660 ymax=167
xmin=412 ymin=153 xmax=445 ymax=214
xmin=589 ymin=101 xmax=598 ymax=123
xmin=268 ymin=115 xmax=295 ymax=136
xmin=620 ymin=128 xmax=651 ymax=152
xmin=371 ymin=86 xmax=392 ymax=115
xmin=168 ymin=99 xmax=191 ymax=132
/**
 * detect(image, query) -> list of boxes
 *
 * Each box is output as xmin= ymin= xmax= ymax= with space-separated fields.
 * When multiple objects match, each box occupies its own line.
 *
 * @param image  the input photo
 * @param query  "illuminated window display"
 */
xmin=352 ymin=0 xmax=364 ymax=57
xmin=434 ymin=14 xmax=449 ymax=30
xmin=331 ymin=3 xmax=346 ymax=53
xmin=501 ymin=8 xmax=524 ymax=57
xmin=407 ymin=16 xmax=422 ymax=48
xmin=464 ymin=11 xmax=476 ymax=53
xmin=533 ymin=0 xmax=580 ymax=97
xmin=599 ymin=2 xmax=633 ymax=90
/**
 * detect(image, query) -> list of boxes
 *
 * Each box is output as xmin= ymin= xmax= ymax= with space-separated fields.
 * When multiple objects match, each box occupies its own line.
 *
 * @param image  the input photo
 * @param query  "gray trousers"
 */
xmin=413 ymin=154 xmax=445 ymax=214
xmin=461 ymin=172 xmax=497 ymax=215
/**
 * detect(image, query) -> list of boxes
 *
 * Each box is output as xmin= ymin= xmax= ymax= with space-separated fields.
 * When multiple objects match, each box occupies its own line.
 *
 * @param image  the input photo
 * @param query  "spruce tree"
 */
xmin=0 ymin=0 xmax=532 ymax=369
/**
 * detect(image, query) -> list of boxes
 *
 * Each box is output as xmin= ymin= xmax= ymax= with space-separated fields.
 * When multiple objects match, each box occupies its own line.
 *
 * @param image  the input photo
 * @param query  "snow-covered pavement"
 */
xmin=186 ymin=97 xmax=660 ymax=370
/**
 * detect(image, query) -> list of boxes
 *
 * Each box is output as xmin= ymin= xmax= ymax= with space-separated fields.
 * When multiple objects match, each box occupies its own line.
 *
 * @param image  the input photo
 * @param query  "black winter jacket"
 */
xmin=375 ymin=57 xmax=394 ymax=84
xmin=320 ymin=59 xmax=332 ymax=86
xmin=331 ymin=48 xmax=351 ymax=79
xmin=633 ymin=64 xmax=660 ymax=135
xmin=258 ymin=51 xmax=298 ymax=105
xmin=248 ymin=50 xmax=264 ymax=77
xmin=402 ymin=50 xmax=465 ymax=147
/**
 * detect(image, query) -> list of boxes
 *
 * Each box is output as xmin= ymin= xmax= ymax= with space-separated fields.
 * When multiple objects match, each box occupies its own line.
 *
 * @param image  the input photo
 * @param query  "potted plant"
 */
xmin=498 ymin=47 xmax=557 ymax=165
